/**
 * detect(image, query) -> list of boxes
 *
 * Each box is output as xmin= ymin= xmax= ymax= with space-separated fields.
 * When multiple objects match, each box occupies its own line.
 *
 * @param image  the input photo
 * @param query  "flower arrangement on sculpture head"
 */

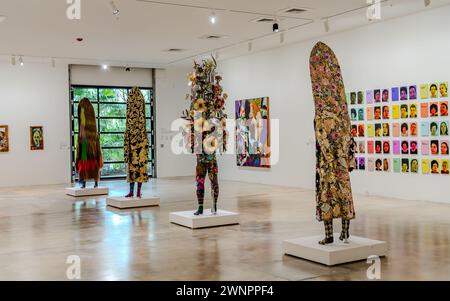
xmin=181 ymin=56 xmax=228 ymax=155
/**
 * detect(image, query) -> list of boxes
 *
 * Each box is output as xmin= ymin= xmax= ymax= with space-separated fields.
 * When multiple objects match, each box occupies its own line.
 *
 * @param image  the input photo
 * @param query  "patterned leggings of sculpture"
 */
xmin=319 ymin=219 xmax=351 ymax=245
xmin=194 ymin=160 xmax=219 ymax=216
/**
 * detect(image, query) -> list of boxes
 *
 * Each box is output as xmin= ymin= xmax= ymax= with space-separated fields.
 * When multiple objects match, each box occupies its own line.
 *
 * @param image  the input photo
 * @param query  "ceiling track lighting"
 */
xmin=324 ymin=18 xmax=330 ymax=33
xmin=424 ymin=0 xmax=431 ymax=7
xmin=272 ymin=22 xmax=279 ymax=33
xmin=102 ymin=64 xmax=109 ymax=70
xmin=19 ymin=56 xmax=24 ymax=67
xmin=209 ymin=10 xmax=217 ymax=24
xmin=110 ymin=1 xmax=120 ymax=15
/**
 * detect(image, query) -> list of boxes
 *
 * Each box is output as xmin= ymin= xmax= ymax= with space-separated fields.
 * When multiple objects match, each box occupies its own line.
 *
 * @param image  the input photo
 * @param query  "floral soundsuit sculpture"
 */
xmin=309 ymin=42 xmax=357 ymax=245
xmin=181 ymin=57 xmax=228 ymax=215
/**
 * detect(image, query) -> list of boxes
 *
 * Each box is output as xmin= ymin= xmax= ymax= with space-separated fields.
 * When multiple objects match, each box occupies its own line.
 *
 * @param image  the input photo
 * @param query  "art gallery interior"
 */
xmin=1 ymin=0 xmax=450 ymax=281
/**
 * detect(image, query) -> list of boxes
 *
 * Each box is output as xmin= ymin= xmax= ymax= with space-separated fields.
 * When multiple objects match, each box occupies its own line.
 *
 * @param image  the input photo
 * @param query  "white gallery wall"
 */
xmin=155 ymin=67 xmax=196 ymax=178
xmin=219 ymin=6 xmax=450 ymax=203
xmin=0 ymin=61 xmax=71 ymax=187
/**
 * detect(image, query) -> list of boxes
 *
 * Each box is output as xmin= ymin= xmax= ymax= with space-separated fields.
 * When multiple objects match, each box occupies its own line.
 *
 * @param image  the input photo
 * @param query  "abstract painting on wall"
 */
xmin=235 ymin=97 xmax=271 ymax=168
xmin=0 ymin=125 xmax=9 ymax=152
xmin=30 ymin=126 xmax=44 ymax=151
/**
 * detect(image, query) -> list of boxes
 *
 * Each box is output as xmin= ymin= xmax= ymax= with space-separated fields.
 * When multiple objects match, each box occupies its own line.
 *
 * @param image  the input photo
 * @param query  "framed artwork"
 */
xmin=440 ymin=101 xmax=448 ymax=116
xmin=382 ymin=89 xmax=390 ymax=102
xmin=420 ymin=84 xmax=429 ymax=99
xmin=235 ymin=97 xmax=270 ymax=168
xmin=420 ymin=103 xmax=429 ymax=118
xmin=442 ymin=159 xmax=449 ymax=175
xmin=430 ymin=83 xmax=438 ymax=99
xmin=357 ymin=91 xmax=364 ymax=104
xmin=391 ymin=87 xmax=399 ymax=101
xmin=409 ymin=85 xmax=417 ymax=100
xmin=393 ymin=158 xmax=401 ymax=173
xmin=30 ymin=126 xmax=44 ymax=151
xmin=411 ymin=159 xmax=419 ymax=173
xmin=0 ymin=125 xmax=9 ymax=152
xmin=442 ymin=140 xmax=449 ymax=155
xmin=422 ymin=159 xmax=430 ymax=174
xmin=440 ymin=82 xmax=448 ymax=98
xmin=366 ymin=90 xmax=374 ymax=104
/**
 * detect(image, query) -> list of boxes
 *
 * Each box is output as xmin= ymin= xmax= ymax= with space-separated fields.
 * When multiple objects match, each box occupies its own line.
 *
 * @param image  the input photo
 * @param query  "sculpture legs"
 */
xmin=195 ymin=160 xmax=219 ymax=216
xmin=340 ymin=219 xmax=350 ymax=243
xmin=319 ymin=220 xmax=334 ymax=245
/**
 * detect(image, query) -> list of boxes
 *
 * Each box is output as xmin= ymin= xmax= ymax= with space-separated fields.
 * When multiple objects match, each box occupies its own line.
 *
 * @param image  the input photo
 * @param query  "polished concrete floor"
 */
xmin=0 ymin=177 xmax=449 ymax=281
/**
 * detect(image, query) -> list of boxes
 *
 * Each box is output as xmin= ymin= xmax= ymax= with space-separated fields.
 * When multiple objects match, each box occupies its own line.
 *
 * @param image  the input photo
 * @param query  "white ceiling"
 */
xmin=0 ymin=0 xmax=449 ymax=68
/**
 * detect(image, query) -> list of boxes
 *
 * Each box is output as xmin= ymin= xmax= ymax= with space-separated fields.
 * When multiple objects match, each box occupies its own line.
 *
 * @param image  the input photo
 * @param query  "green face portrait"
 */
xmin=32 ymin=129 xmax=42 ymax=147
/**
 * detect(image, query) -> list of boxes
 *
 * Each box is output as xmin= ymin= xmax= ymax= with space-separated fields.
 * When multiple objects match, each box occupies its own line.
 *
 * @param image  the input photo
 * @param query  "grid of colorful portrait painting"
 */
xmin=347 ymin=82 xmax=449 ymax=175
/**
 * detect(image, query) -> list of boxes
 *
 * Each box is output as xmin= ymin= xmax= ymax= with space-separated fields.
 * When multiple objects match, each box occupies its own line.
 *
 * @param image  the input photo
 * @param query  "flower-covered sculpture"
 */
xmin=309 ymin=42 xmax=357 ymax=245
xmin=181 ymin=57 xmax=228 ymax=215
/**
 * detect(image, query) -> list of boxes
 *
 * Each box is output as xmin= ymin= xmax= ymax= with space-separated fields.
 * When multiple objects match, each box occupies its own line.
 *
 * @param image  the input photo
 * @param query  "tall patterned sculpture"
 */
xmin=181 ymin=57 xmax=228 ymax=216
xmin=76 ymin=98 xmax=103 ymax=188
xmin=309 ymin=42 xmax=357 ymax=245
xmin=124 ymin=87 xmax=149 ymax=198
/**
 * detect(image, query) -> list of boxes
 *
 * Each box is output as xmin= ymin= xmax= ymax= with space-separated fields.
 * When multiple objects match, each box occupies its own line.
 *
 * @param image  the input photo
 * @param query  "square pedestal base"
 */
xmin=106 ymin=196 xmax=160 ymax=209
xmin=283 ymin=234 xmax=388 ymax=266
xmin=170 ymin=209 xmax=240 ymax=229
xmin=65 ymin=187 xmax=109 ymax=197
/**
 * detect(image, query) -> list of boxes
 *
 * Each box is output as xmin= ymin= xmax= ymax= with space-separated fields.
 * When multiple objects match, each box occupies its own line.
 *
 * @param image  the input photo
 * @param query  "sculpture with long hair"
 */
xmin=76 ymin=98 xmax=103 ymax=188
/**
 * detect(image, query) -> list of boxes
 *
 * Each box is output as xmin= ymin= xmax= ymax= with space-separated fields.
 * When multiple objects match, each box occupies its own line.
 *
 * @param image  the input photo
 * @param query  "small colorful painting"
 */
xmin=30 ymin=126 xmax=44 ymax=151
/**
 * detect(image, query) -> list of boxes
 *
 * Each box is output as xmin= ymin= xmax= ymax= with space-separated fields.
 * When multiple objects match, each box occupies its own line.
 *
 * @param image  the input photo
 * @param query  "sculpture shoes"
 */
xmin=80 ymin=180 xmax=98 ymax=189
xmin=319 ymin=219 xmax=351 ymax=245
xmin=194 ymin=202 xmax=218 ymax=216
xmin=125 ymin=183 xmax=143 ymax=198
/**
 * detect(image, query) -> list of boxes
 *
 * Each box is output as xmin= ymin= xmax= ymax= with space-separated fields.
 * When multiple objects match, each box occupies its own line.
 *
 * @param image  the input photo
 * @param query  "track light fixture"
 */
xmin=110 ymin=1 xmax=119 ymax=15
xmin=102 ymin=64 xmax=109 ymax=70
xmin=19 ymin=56 xmax=24 ymax=66
xmin=272 ymin=22 xmax=279 ymax=33
xmin=324 ymin=18 xmax=330 ymax=33
xmin=424 ymin=0 xmax=431 ymax=7
xmin=11 ymin=55 xmax=16 ymax=66
xmin=209 ymin=11 xmax=217 ymax=24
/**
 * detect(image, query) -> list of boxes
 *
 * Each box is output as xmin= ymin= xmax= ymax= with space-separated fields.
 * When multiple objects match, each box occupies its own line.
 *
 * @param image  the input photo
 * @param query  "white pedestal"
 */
xmin=65 ymin=187 xmax=109 ymax=197
xmin=106 ymin=196 xmax=160 ymax=209
xmin=283 ymin=234 xmax=388 ymax=266
xmin=170 ymin=209 xmax=240 ymax=229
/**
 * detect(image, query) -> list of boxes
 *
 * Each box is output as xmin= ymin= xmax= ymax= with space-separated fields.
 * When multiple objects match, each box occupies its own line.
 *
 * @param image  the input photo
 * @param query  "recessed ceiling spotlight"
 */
xmin=110 ymin=1 xmax=119 ymax=15
xmin=0 ymin=15 xmax=7 ymax=23
xmin=424 ymin=0 xmax=431 ymax=7
xmin=19 ymin=56 xmax=24 ymax=67
xmin=272 ymin=22 xmax=279 ymax=33
xmin=102 ymin=64 xmax=109 ymax=70
xmin=209 ymin=11 xmax=217 ymax=24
